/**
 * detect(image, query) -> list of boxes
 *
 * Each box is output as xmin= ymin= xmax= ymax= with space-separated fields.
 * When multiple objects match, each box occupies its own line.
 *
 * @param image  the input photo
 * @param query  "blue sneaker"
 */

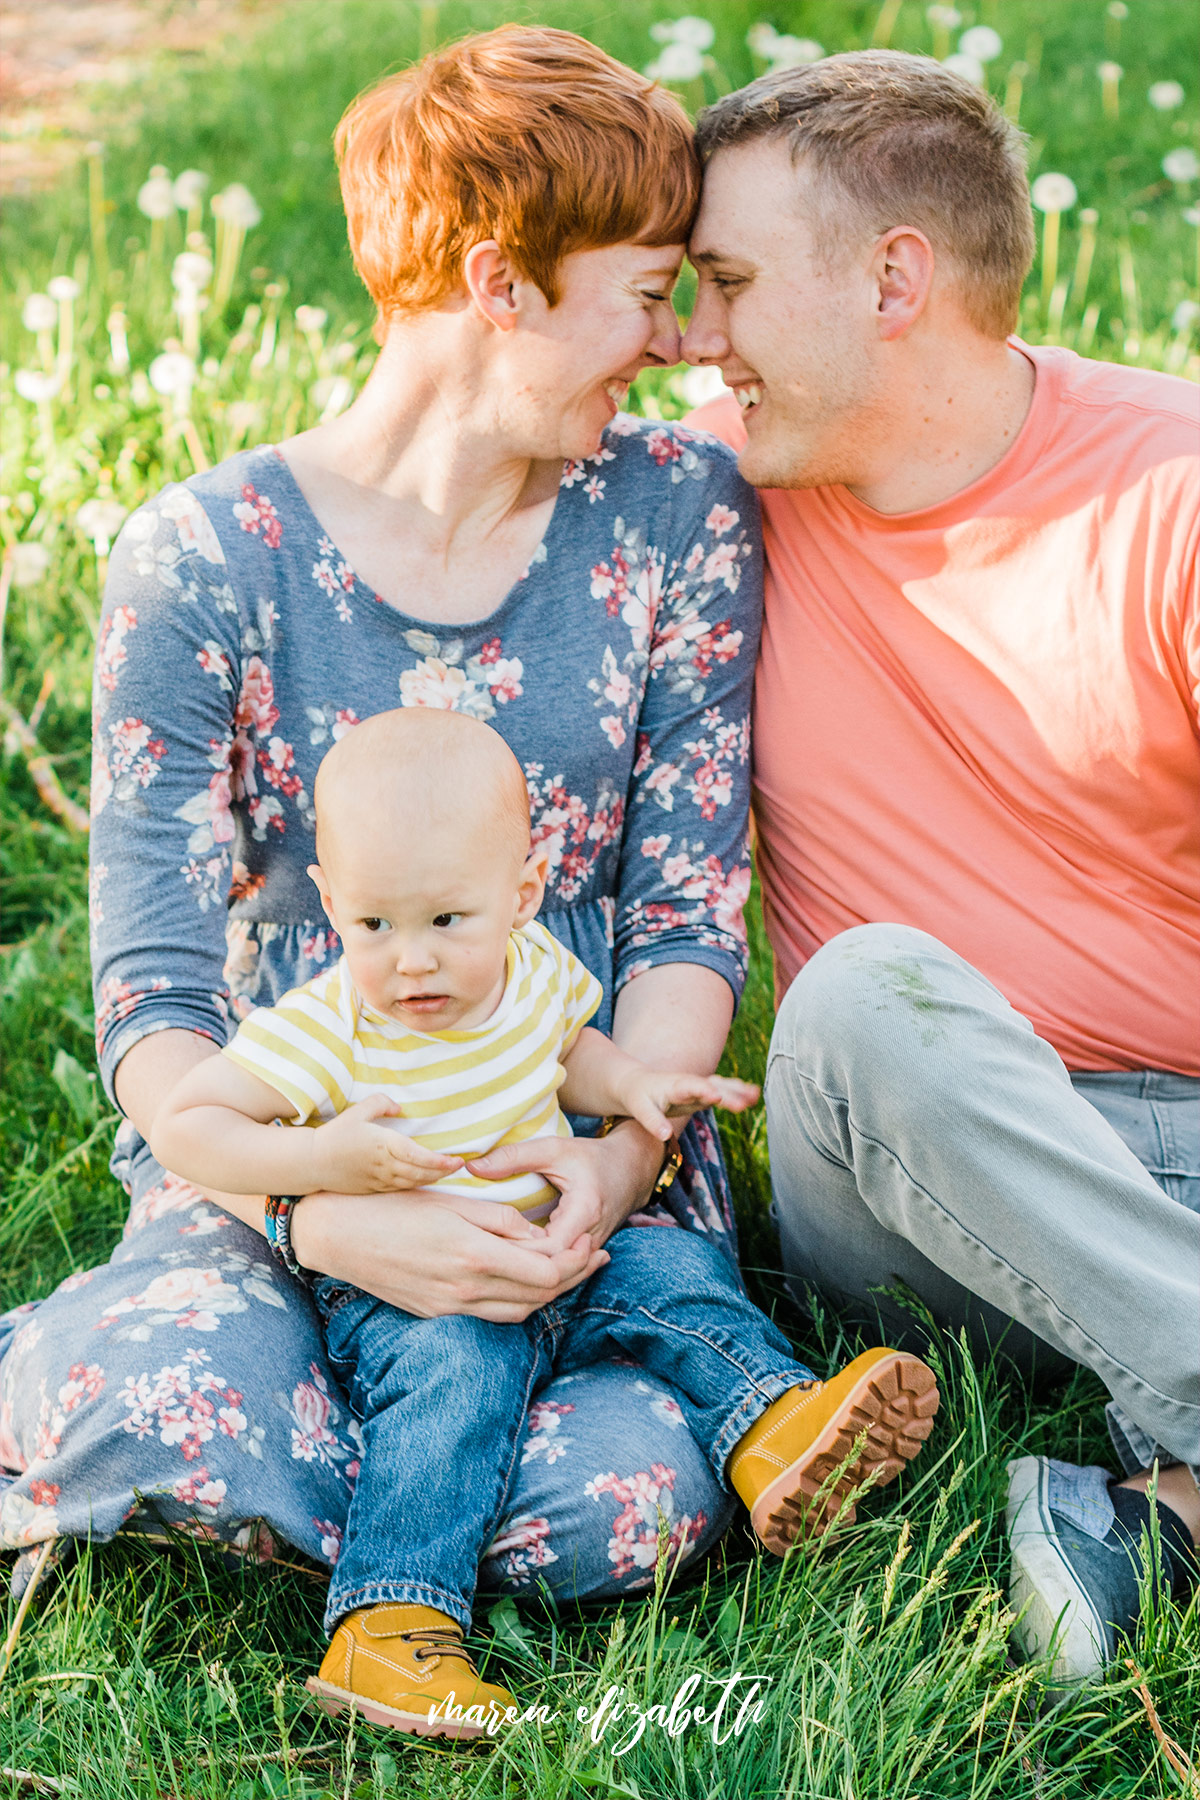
xmin=1006 ymin=1456 xmax=1196 ymax=1683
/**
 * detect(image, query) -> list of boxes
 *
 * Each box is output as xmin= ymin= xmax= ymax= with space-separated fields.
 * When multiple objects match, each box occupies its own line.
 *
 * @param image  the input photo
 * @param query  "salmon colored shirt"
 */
xmin=691 ymin=342 xmax=1200 ymax=1073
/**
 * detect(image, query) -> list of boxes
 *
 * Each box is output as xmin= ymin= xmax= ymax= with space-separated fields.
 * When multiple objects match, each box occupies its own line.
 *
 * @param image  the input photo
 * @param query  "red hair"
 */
xmin=335 ymin=26 xmax=699 ymax=328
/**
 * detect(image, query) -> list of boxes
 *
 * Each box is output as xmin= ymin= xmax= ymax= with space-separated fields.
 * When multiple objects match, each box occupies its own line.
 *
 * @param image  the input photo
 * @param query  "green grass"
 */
xmin=2 ymin=1 xmax=1198 ymax=1793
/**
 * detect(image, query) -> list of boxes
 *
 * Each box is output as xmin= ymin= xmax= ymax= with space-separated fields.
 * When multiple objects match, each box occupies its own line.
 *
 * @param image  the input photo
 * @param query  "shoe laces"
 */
xmin=399 ymin=1625 xmax=476 ymax=1666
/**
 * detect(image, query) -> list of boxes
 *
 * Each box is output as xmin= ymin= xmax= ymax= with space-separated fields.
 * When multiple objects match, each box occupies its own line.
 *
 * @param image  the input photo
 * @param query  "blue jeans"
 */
xmin=316 ymin=1223 xmax=812 ymax=1633
xmin=765 ymin=924 xmax=1200 ymax=1468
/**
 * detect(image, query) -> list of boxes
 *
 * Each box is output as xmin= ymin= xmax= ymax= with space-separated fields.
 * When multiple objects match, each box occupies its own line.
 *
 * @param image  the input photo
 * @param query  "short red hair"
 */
xmin=335 ymin=26 xmax=699 ymax=327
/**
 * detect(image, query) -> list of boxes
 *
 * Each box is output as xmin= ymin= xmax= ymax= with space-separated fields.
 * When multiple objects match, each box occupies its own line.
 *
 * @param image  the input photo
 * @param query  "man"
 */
xmin=682 ymin=50 xmax=1199 ymax=1683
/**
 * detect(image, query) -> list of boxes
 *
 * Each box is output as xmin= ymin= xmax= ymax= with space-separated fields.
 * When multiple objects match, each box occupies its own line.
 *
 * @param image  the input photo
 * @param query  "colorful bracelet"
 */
xmin=263 ymin=1193 xmax=313 ymax=1284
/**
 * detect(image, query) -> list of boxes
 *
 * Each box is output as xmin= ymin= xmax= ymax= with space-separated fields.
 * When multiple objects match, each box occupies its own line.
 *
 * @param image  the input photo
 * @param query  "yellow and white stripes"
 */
xmin=225 ymin=920 xmax=602 ymax=1215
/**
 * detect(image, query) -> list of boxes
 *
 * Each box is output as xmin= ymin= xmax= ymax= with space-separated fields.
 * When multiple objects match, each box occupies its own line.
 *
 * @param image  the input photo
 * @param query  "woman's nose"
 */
xmin=643 ymin=302 xmax=683 ymax=370
xmin=681 ymin=290 xmax=730 ymax=368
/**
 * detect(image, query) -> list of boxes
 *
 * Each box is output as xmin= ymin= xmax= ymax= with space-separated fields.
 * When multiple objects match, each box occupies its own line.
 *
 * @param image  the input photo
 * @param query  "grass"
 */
xmin=1 ymin=0 xmax=1198 ymax=1793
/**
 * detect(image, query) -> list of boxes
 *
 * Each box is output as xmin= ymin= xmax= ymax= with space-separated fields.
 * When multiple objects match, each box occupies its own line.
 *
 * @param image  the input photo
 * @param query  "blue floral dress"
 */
xmin=0 ymin=417 xmax=762 ymax=1604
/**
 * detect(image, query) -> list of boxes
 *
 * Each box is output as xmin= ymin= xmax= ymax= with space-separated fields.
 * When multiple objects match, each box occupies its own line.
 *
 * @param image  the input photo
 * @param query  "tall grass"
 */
xmin=1 ymin=1 xmax=1197 ymax=1793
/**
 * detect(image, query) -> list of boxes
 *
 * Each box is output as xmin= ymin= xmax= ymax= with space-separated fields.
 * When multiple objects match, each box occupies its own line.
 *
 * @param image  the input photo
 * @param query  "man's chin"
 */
xmin=737 ymin=430 xmax=837 ymax=493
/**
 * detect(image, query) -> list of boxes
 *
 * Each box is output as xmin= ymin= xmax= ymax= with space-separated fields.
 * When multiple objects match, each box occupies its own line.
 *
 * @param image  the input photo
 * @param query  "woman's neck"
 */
xmin=283 ymin=326 xmax=560 ymax=558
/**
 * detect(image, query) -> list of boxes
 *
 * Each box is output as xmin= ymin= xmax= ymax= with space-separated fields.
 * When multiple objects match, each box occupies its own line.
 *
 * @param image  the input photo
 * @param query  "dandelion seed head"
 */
xmin=1097 ymin=62 xmax=1123 ymax=83
xmin=76 ymin=499 xmax=128 ymax=546
xmin=172 ymin=252 xmax=213 ymax=292
xmin=650 ymin=16 xmax=715 ymax=50
xmin=21 ymin=294 xmax=58 ymax=332
xmin=1031 ymin=172 xmax=1078 ymax=213
xmin=294 ymin=305 xmax=328 ymax=333
xmin=1080 ymin=207 xmax=1100 ymax=225
xmin=1185 ymin=206 xmax=1200 ymax=226
xmin=942 ymin=52 xmax=985 ymax=86
xmin=926 ymin=6 xmax=962 ymax=27
xmin=149 ymin=352 xmax=196 ymax=396
xmin=9 ymin=542 xmax=51 ymax=586
xmin=766 ymin=36 xmax=824 ymax=70
xmin=1148 ymin=80 xmax=1186 ymax=111
xmin=1106 ymin=1 xmax=1128 ymax=16
xmin=47 ymin=276 xmax=81 ymax=303
xmin=746 ymin=22 xmax=778 ymax=57
xmin=14 ymin=368 xmax=61 ymax=402
xmin=173 ymin=169 xmax=209 ymax=209
xmin=958 ymin=26 xmax=1003 ymax=62
xmin=137 ymin=174 xmax=177 ymax=220
xmin=1163 ymin=147 xmax=1200 ymax=183
xmin=212 ymin=183 xmax=262 ymax=230
xmin=645 ymin=42 xmax=705 ymax=82
xmin=1172 ymin=299 xmax=1200 ymax=331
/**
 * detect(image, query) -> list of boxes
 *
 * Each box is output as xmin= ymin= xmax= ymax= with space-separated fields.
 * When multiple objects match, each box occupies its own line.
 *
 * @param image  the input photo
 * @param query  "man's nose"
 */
xmin=681 ymin=288 xmax=730 ymax=367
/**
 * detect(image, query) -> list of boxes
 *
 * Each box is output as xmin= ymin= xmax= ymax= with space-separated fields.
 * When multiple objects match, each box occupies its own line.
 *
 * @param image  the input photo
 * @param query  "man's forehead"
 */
xmin=690 ymin=137 xmax=807 ymax=253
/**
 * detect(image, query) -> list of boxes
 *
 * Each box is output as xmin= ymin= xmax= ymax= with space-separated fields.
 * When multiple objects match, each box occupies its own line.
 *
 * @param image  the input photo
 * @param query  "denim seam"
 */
xmin=474 ymin=1312 xmax=561 ymax=1571
xmin=774 ymin=1056 xmax=1200 ymax=1432
xmin=324 ymin=1578 xmax=470 ymax=1635
xmin=573 ymin=1301 xmax=803 ymax=1479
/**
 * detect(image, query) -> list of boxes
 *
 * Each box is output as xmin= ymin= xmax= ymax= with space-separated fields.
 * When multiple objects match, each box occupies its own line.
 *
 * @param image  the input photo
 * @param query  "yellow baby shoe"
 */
xmin=307 ymin=1602 xmax=517 ymax=1739
xmin=728 ymin=1347 xmax=940 ymax=1554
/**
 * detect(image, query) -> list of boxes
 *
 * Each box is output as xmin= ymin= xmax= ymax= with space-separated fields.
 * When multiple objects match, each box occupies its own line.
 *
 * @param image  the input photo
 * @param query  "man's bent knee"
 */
xmin=768 ymin=923 xmax=969 ymax=1071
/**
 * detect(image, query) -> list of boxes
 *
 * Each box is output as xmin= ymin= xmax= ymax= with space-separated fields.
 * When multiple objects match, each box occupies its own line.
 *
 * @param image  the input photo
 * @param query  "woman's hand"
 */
xmin=467 ymin=1123 xmax=665 ymax=1258
xmin=289 ymin=1185 xmax=608 ymax=1323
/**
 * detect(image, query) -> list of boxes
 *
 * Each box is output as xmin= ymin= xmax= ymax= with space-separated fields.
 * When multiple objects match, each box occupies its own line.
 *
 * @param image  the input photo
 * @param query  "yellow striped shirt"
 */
xmin=225 ymin=920 xmax=603 ymax=1217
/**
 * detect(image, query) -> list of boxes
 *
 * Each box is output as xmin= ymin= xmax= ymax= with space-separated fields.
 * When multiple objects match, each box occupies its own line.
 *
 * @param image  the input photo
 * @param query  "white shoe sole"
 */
xmin=1005 ymin=1456 xmax=1108 ymax=1684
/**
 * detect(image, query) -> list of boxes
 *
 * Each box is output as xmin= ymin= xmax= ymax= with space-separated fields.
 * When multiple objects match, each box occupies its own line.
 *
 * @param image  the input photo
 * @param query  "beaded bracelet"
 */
xmin=263 ymin=1193 xmax=313 ymax=1284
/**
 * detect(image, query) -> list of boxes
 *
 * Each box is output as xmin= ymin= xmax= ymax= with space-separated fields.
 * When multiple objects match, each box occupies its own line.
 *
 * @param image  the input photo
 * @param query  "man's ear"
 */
xmin=307 ymin=863 xmax=338 ymax=928
xmin=871 ymin=227 xmax=935 ymax=342
xmin=462 ymin=241 xmax=525 ymax=334
xmin=512 ymin=847 xmax=549 ymax=929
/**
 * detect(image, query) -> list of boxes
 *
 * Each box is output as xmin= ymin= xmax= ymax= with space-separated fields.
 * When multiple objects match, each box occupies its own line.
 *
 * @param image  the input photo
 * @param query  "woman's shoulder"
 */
xmin=116 ymin=445 xmax=292 ymax=564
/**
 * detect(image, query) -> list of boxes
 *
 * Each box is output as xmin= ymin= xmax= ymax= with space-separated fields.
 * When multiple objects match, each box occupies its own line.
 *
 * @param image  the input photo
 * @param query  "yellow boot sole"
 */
xmin=306 ymin=1674 xmax=507 ymax=1739
xmin=750 ymin=1350 xmax=939 ymax=1554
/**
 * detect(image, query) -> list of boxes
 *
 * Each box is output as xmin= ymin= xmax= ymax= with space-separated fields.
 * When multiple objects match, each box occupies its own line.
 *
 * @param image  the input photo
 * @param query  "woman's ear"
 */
xmin=512 ymin=848 xmax=549 ymax=928
xmin=307 ymin=862 xmax=338 ymax=928
xmin=462 ymin=241 xmax=523 ymax=333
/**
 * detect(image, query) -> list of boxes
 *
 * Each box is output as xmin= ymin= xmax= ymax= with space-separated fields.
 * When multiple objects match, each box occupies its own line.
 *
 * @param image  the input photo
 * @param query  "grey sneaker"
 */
xmin=1005 ymin=1455 xmax=1195 ymax=1683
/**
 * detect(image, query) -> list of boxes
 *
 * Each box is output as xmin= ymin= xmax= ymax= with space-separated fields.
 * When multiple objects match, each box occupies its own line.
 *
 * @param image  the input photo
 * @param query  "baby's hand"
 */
xmin=615 ymin=1069 xmax=760 ymax=1143
xmin=313 ymin=1095 xmax=463 ymax=1193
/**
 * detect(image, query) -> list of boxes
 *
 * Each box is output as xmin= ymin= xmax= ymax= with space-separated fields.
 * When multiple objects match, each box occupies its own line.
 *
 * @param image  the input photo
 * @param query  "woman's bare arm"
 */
xmin=115 ymin=1030 xmax=606 ymax=1319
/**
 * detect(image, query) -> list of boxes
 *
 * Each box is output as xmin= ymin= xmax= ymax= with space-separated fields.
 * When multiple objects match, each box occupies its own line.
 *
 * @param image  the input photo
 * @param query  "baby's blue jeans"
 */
xmin=315 ymin=1224 xmax=812 ymax=1633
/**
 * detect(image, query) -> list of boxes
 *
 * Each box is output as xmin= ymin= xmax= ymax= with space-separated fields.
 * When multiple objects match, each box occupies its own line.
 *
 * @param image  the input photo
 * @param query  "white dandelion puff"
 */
xmin=650 ymin=16 xmax=715 ymax=50
xmin=942 ymin=53 xmax=986 ymax=85
xmin=137 ymin=173 xmax=177 ymax=220
xmin=21 ymin=294 xmax=58 ymax=332
xmin=1163 ymin=147 xmax=1200 ymax=183
xmin=1031 ymin=172 xmax=1078 ymax=213
xmin=958 ymin=26 xmax=1003 ymax=62
xmin=14 ymin=368 xmax=62 ymax=402
xmin=149 ymin=352 xmax=196 ymax=396
xmin=646 ymin=42 xmax=705 ymax=82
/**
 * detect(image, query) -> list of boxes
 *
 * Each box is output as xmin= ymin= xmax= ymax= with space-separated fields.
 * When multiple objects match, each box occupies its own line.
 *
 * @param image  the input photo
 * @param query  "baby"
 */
xmin=153 ymin=708 xmax=938 ymax=1742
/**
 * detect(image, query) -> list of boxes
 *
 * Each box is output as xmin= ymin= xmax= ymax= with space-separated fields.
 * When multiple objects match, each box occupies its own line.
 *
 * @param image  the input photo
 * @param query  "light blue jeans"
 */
xmin=316 ymin=1223 xmax=812 ymax=1633
xmin=765 ymin=925 xmax=1200 ymax=1468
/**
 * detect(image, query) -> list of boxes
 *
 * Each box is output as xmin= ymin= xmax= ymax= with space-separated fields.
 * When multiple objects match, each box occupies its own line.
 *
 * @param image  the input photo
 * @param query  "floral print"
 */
xmin=0 ymin=416 xmax=757 ymax=1593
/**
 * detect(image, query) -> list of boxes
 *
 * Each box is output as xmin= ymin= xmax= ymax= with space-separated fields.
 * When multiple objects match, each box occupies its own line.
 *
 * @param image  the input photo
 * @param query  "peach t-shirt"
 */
xmin=691 ymin=342 xmax=1199 ymax=1073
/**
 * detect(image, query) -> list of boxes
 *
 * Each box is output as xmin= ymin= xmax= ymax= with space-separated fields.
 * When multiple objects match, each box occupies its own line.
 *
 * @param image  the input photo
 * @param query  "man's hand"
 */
xmin=312 ymin=1095 xmax=463 ymax=1193
xmin=611 ymin=1068 xmax=760 ymax=1142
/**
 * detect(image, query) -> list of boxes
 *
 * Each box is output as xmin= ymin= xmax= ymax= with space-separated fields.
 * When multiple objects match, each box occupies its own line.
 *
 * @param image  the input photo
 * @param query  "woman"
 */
xmin=0 ymin=27 xmax=762 ymax=1598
